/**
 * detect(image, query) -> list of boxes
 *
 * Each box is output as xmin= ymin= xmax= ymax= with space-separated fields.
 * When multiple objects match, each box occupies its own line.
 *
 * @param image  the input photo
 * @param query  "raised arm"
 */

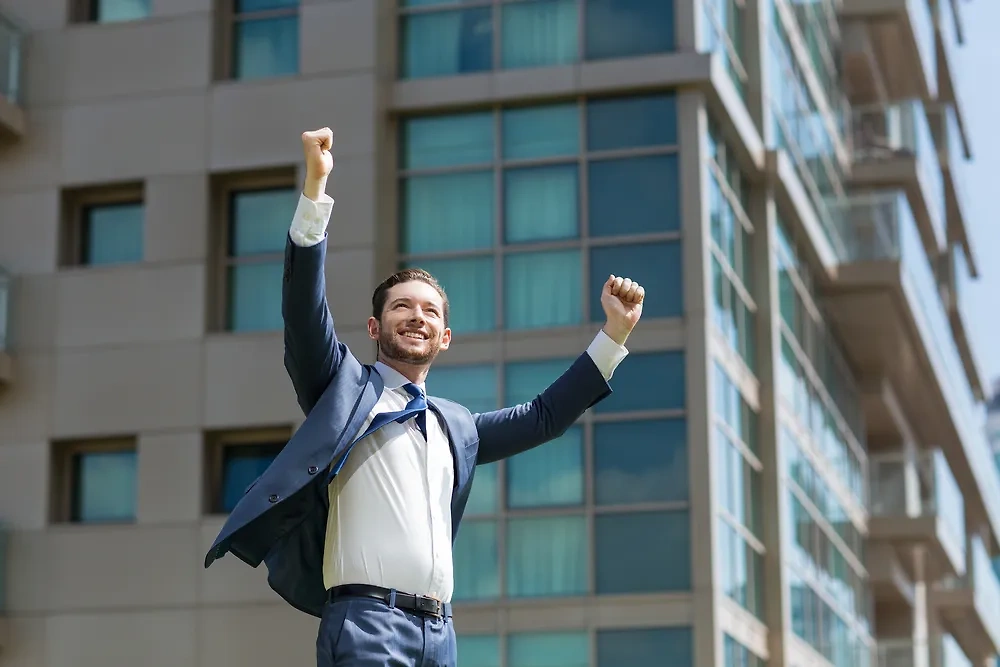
xmin=282 ymin=128 xmax=345 ymax=415
xmin=474 ymin=275 xmax=645 ymax=464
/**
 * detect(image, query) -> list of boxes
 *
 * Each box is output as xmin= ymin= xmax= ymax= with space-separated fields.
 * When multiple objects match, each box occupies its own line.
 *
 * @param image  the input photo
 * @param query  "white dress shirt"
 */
xmin=288 ymin=193 xmax=628 ymax=602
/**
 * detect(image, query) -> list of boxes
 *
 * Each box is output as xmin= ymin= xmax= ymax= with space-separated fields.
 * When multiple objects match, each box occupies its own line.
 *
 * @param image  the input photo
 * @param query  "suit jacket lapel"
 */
xmin=427 ymin=399 xmax=470 ymax=493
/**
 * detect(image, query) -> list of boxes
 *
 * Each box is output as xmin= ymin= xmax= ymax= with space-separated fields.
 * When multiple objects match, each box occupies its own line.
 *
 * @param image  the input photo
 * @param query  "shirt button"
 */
xmin=268 ymin=494 xmax=279 ymax=503
xmin=307 ymin=465 xmax=318 ymax=474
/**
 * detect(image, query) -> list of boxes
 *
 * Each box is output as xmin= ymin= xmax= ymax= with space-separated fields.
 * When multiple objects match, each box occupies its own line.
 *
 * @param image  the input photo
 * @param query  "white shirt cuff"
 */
xmin=586 ymin=329 xmax=628 ymax=381
xmin=289 ymin=193 xmax=335 ymax=247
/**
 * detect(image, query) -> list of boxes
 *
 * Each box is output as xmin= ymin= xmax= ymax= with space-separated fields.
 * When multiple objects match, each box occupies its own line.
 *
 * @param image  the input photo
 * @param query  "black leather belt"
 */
xmin=328 ymin=584 xmax=452 ymax=619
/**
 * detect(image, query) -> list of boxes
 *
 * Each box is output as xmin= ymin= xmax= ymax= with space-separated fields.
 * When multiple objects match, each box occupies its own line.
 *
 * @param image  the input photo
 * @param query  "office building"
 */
xmin=0 ymin=0 xmax=997 ymax=665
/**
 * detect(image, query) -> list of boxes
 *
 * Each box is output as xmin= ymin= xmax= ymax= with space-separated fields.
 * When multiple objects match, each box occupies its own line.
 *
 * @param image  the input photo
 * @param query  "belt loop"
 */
xmin=388 ymin=589 xmax=397 ymax=609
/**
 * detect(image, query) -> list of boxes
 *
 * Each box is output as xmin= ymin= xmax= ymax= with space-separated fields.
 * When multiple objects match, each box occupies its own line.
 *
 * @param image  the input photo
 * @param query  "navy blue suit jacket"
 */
xmin=204 ymin=235 xmax=615 ymax=617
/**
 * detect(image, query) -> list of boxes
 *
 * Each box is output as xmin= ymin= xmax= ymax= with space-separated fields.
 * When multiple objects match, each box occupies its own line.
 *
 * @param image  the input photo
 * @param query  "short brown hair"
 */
xmin=371 ymin=268 xmax=449 ymax=326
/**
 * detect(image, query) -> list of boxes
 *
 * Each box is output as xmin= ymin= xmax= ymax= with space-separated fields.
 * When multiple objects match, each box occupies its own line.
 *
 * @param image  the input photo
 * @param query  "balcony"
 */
xmin=937 ymin=242 xmax=987 ymax=402
xmin=926 ymin=103 xmax=972 ymax=252
xmin=936 ymin=535 xmax=1000 ymax=661
xmin=822 ymin=191 xmax=1000 ymax=554
xmin=869 ymin=450 xmax=966 ymax=581
xmin=875 ymin=635 xmax=971 ymax=667
xmin=851 ymin=100 xmax=946 ymax=251
xmin=840 ymin=0 xmax=937 ymax=102
xmin=0 ymin=266 xmax=9 ymax=389
xmin=0 ymin=8 xmax=24 ymax=140
xmin=933 ymin=0 xmax=968 ymax=123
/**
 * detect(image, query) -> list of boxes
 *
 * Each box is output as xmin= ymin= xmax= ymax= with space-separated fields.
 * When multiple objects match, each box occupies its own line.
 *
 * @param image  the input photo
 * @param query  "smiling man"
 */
xmin=205 ymin=127 xmax=648 ymax=667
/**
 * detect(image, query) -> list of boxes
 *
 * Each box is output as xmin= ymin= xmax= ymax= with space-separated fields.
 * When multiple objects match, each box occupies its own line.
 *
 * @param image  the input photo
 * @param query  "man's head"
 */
xmin=368 ymin=268 xmax=451 ymax=368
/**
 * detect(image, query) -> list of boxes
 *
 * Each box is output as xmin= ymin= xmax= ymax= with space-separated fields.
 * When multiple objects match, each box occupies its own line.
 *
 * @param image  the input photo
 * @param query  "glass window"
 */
xmin=399 ymin=8 xmax=493 ymax=79
xmin=221 ymin=443 xmax=281 ymax=512
xmin=504 ymin=165 xmax=579 ymax=243
xmin=504 ymin=250 xmax=582 ymax=330
xmin=457 ymin=636 xmax=501 ymax=667
xmin=594 ymin=419 xmax=688 ymax=505
xmin=231 ymin=0 xmax=300 ymax=80
xmin=588 ymin=155 xmax=680 ymax=236
xmin=506 ymin=515 xmax=587 ymax=597
xmin=595 ymin=510 xmax=690 ymax=592
xmin=597 ymin=628 xmax=694 ymax=667
xmin=594 ymin=351 xmax=685 ymax=413
xmin=72 ymin=449 xmax=137 ymax=523
xmin=502 ymin=104 xmax=579 ymax=160
xmin=402 ymin=172 xmax=495 ymax=253
xmin=587 ymin=94 xmax=678 ymax=150
xmin=227 ymin=187 xmax=297 ymax=332
xmin=82 ymin=202 xmax=144 ymax=265
xmin=92 ymin=0 xmax=150 ymax=22
xmin=589 ymin=242 xmax=683 ymax=319
xmin=467 ymin=461 xmax=498 ymax=514
xmin=505 ymin=358 xmax=576 ymax=406
xmin=501 ymin=0 xmax=578 ymax=69
xmin=454 ymin=519 xmax=500 ymax=601
xmin=429 ymin=364 xmax=498 ymax=414
xmin=507 ymin=426 xmax=583 ymax=508
xmin=412 ymin=257 xmax=495 ymax=334
xmin=584 ymin=0 xmax=675 ymax=60
xmin=509 ymin=632 xmax=589 ymax=667
xmin=402 ymin=112 xmax=495 ymax=169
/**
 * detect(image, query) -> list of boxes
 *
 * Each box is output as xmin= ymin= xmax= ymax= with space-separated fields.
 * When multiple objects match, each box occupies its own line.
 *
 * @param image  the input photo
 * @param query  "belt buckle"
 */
xmin=416 ymin=595 xmax=442 ymax=617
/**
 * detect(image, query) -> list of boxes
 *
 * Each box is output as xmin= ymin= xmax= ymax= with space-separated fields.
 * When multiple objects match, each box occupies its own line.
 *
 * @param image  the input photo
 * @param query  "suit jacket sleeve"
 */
xmin=473 ymin=352 xmax=612 ymax=464
xmin=282 ymin=197 xmax=345 ymax=415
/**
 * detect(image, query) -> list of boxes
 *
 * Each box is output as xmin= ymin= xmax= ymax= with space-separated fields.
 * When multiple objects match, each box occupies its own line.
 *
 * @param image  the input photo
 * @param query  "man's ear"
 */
xmin=367 ymin=316 xmax=380 ymax=341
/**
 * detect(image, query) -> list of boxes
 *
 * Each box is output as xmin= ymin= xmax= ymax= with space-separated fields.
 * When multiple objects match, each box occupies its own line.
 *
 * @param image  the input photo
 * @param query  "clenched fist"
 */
xmin=600 ymin=274 xmax=645 ymax=346
xmin=301 ymin=127 xmax=334 ymax=201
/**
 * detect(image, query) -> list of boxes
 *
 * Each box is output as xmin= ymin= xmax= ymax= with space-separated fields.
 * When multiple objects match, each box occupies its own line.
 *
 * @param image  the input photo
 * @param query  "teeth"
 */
xmin=402 ymin=332 xmax=425 ymax=339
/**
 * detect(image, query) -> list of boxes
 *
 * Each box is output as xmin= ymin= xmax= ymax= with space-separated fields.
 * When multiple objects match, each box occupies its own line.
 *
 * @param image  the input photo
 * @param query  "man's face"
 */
xmin=369 ymin=281 xmax=451 ymax=366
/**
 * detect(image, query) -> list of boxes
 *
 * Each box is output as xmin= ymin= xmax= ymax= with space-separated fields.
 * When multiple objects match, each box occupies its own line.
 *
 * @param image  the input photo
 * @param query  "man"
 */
xmin=204 ymin=127 xmax=647 ymax=667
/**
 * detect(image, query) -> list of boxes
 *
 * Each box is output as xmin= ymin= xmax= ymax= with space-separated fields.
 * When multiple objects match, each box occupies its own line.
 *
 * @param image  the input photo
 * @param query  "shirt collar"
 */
xmin=374 ymin=360 xmax=426 ymax=392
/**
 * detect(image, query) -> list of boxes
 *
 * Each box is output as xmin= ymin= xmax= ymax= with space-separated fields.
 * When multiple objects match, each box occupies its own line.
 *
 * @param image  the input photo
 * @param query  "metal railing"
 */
xmin=0 ymin=8 xmax=22 ymax=105
xmin=0 ymin=265 xmax=8 ymax=352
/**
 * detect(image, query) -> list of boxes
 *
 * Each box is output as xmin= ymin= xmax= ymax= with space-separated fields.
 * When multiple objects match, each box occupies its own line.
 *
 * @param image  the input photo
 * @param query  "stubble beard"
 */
xmin=378 ymin=328 xmax=440 ymax=366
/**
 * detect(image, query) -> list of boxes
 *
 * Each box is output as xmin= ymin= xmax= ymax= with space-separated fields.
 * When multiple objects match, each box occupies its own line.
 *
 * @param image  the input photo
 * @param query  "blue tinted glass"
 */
xmin=75 ymin=450 xmax=136 ymax=522
xmin=502 ymin=104 xmax=579 ymax=159
xmin=415 ymin=257 xmax=495 ymax=333
xmin=584 ymin=0 xmax=675 ymax=60
xmin=588 ymin=155 xmax=680 ymax=235
xmin=467 ymin=461 xmax=498 ymax=514
xmin=95 ymin=0 xmax=150 ymax=22
xmin=597 ymin=628 xmax=693 ymax=667
xmin=429 ymin=364 xmax=497 ymax=413
xmin=401 ymin=171 xmax=494 ymax=253
xmin=594 ymin=419 xmax=688 ymax=504
xmin=586 ymin=95 xmax=678 ymax=150
xmin=505 ymin=358 xmax=575 ymax=406
xmin=237 ymin=0 xmax=297 ymax=10
xmin=231 ymin=188 xmax=298 ymax=256
xmin=589 ymin=242 xmax=683 ymax=319
xmin=402 ymin=112 xmax=494 ymax=169
xmin=504 ymin=250 xmax=582 ymax=329
xmin=457 ymin=636 xmax=501 ymax=667
xmin=595 ymin=351 xmax=685 ymax=413
xmin=453 ymin=519 xmax=499 ymax=600
xmin=400 ymin=9 xmax=493 ymax=79
xmin=595 ymin=510 xmax=690 ymax=593
xmin=504 ymin=165 xmax=579 ymax=243
xmin=84 ymin=203 xmax=144 ymax=265
xmin=228 ymin=262 xmax=283 ymax=332
xmin=222 ymin=446 xmax=280 ymax=512
xmin=507 ymin=426 xmax=583 ymax=508
xmin=509 ymin=632 xmax=589 ymax=667
xmin=501 ymin=0 xmax=578 ymax=69
xmin=506 ymin=515 xmax=587 ymax=597
xmin=233 ymin=16 xmax=299 ymax=80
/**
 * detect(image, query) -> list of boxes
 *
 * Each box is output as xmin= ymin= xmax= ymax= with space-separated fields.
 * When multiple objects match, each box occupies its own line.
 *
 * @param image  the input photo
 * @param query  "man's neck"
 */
xmin=378 ymin=356 xmax=430 ymax=386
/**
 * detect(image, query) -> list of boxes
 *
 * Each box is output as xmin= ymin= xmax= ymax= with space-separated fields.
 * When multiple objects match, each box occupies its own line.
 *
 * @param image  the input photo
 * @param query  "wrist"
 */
xmin=302 ymin=174 xmax=329 ymax=202
xmin=602 ymin=321 xmax=631 ymax=346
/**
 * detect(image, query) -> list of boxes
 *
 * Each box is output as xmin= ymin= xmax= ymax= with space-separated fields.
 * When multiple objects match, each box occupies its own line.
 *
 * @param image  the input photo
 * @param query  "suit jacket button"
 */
xmin=308 ymin=465 xmax=318 ymax=474
xmin=268 ymin=494 xmax=279 ymax=503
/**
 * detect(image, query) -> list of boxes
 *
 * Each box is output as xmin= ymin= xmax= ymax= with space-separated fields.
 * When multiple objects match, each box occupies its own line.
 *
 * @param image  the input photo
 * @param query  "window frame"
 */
xmin=50 ymin=436 xmax=138 ymax=524
xmin=60 ymin=182 xmax=145 ymax=268
xmin=203 ymin=425 xmax=292 ymax=515
xmin=217 ymin=0 xmax=301 ymax=81
xmin=209 ymin=167 xmax=297 ymax=333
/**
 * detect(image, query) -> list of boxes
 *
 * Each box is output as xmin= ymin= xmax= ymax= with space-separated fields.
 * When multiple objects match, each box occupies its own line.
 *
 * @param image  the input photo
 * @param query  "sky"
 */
xmin=951 ymin=0 xmax=999 ymax=397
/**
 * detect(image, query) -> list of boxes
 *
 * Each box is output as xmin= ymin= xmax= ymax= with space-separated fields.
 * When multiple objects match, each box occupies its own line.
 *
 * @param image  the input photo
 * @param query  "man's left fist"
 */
xmin=600 ymin=274 xmax=645 ymax=345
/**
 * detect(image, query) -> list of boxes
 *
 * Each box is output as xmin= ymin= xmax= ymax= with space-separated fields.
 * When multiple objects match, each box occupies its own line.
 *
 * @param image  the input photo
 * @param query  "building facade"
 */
xmin=0 ymin=0 xmax=997 ymax=666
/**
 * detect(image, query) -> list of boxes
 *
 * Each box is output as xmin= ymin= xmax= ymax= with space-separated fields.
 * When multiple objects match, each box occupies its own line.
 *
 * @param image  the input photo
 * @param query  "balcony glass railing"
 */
xmin=838 ymin=191 xmax=1000 ymax=541
xmin=943 ymin=104 xmax=969 ymax=217
xmin=910 ymin=0 xmax=937 ymax=92
xmin=0 ymin=9 xmax=21 ymax=105
xmin=852 ymin=100 xmax=946 ymax=245
xmin=937 ymin=634 xmax=971 ymax=667
xmin=876 ymin=635 xmax=970 ymax=667
xmin=950 ymin=242 xmax=971 ymax=317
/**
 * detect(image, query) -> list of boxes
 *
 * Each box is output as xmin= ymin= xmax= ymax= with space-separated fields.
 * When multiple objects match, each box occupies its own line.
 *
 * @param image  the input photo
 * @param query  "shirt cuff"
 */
xmin=586 ymin=329 xmax=628 ymax=381
xmin=288 ymin=193 xmax=335 ymax=247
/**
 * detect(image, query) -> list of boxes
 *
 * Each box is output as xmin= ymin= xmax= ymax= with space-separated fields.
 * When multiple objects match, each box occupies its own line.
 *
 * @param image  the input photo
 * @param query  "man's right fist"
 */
xmin=302 ymin=127 xmax=334 ymax=181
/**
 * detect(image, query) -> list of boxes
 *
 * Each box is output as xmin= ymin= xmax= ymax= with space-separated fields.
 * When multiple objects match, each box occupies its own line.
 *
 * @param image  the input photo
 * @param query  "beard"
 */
xmin=377 ymin=327 xmax=441 ymax=366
